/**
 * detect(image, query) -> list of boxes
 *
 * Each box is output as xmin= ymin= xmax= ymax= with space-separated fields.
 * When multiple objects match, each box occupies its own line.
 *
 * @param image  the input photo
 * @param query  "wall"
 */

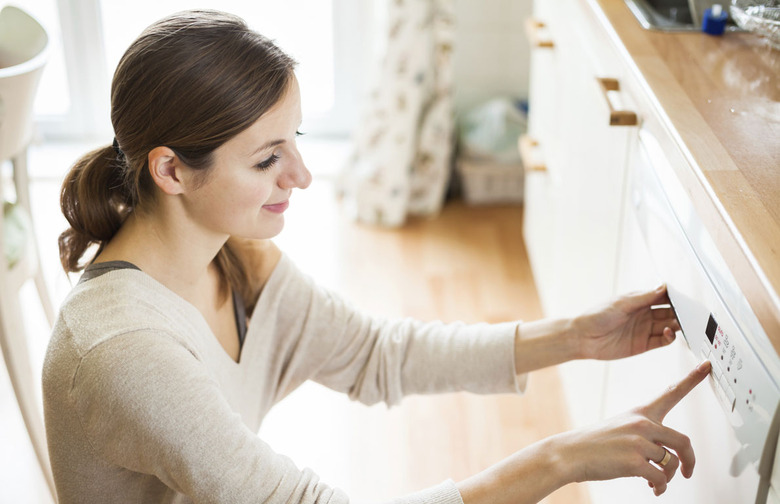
xmin=453 ymin=0 xmax=532 ymax=114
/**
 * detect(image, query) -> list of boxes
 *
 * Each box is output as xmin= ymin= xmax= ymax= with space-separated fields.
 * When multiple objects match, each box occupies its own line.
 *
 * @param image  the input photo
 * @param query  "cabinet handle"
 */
xmin=518 ymin=135 xmax=547 ymax=172
xmin=525 ymin=18 xmax=554 ymax=48
xmin=596 ymin=78 xmax=638 ymax=126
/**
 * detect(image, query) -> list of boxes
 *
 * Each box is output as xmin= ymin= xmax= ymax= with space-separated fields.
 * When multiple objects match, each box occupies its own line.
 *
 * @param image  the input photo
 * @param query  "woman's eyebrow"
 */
xmin=250 ymin=139 xmax=286 ymax=156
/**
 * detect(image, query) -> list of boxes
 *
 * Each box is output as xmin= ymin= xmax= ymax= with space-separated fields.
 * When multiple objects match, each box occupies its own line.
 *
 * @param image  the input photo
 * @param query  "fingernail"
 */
xmin=656 ymin=283 xmax=666 ymax=292
xmin=697 ymin=360 xmax=711 ymax=372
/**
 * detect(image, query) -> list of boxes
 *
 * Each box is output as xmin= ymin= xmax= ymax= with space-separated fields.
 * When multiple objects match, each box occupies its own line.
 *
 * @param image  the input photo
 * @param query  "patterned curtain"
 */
xmin=337 ymin=0 xmax=455 ymax=227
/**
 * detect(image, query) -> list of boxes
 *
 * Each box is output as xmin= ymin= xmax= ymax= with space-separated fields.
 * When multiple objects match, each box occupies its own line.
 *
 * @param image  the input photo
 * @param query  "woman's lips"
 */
xmin=263 ymin=200 xmax=289 ymax=213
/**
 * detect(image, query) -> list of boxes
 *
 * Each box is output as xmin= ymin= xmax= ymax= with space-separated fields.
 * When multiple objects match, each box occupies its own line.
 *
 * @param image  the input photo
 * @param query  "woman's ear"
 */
xmin=148 ymin=146 xmax=185 ymax=195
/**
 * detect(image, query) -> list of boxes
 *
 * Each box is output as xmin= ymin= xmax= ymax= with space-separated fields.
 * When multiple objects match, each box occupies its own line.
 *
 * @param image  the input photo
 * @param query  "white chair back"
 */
xmin=0 ymin=5 xmax=57 ymax=502
xmin=0 ymin=5 xmax=49 ymax=161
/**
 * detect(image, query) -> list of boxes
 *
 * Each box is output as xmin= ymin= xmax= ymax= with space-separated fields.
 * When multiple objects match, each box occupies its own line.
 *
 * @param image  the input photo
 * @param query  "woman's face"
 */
xmin=181 ymin=76 xmax=311 ymax=241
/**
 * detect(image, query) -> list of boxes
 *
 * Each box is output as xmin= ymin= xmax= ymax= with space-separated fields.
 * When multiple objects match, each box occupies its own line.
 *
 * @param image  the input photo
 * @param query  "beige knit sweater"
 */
xmin=43 ymin=254 xmax=526 ymax=503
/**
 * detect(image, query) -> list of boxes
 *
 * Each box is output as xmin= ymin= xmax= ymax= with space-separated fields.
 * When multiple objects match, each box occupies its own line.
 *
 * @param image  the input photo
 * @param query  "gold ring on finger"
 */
xmin=657 ymin=448 xmax=672 ymax=467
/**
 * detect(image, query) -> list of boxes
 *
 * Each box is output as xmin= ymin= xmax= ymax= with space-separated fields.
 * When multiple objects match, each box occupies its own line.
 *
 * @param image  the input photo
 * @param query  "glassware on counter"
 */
xmin=730 ymin=0 xmax=780 ymax=48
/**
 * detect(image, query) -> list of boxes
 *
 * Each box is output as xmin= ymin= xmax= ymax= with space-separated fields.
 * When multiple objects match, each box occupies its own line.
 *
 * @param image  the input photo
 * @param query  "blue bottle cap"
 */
xmin=702 ymin=4 xmax=729 ymax=36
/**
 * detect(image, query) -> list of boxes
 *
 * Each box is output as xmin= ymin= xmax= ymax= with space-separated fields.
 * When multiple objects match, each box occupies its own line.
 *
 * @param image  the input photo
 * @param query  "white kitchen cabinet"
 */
xmin=523 ymin=0 xmax=780 ymax=502
xmin=523 ymin=0 xmax=639 ymax=429
xmin=523 ymin=0 xmax=638 ymax=320
xmin=522 ymin=16 xmax=559 ymax=319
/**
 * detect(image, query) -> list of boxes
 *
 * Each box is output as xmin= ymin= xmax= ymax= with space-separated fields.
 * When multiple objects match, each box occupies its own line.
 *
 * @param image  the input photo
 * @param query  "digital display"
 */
xmin=705 ymin=314 xmax=718 ymax=344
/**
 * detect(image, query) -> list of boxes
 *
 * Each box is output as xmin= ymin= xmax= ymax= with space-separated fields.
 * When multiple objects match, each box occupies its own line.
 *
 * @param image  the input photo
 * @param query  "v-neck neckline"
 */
xmin=85 ymin=265 xmax=245 ymax=366
xmin=82 ymin=254 xmax=288 ymax=368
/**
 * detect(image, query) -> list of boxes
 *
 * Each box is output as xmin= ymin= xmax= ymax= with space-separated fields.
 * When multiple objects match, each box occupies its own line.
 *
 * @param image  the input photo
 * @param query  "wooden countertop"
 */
xmin=582 ymin=0 xmax=780 ymax=351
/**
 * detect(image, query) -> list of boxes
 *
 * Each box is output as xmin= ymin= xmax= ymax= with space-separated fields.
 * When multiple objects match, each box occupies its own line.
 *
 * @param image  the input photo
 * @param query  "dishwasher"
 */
xmin=593 ymin=128 xmax=780 ymax=503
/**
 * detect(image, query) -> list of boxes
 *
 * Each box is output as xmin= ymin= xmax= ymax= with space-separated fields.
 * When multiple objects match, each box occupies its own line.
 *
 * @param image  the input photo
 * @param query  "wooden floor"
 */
xmin=0 ymin=142 xmax=590 ymax=503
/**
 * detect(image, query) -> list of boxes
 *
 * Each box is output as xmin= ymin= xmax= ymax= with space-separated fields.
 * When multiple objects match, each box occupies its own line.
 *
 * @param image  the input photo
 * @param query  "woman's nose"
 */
xmin=279 ymin=150 xmax=312 ymax=190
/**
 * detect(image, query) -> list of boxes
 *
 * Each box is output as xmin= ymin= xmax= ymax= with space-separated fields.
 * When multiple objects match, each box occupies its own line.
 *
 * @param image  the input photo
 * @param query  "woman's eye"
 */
xmin=255 ymin=154 xmax=280 ymax=171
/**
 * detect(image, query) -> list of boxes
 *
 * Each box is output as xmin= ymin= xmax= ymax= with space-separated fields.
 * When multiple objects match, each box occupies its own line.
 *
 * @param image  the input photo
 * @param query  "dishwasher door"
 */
xmin=619 ymin=128 xmax=780 ymax=503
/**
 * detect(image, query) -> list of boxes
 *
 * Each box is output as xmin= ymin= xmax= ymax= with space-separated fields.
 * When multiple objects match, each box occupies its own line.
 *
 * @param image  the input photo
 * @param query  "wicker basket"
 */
xmin=457 ymin=157 xmax=524 ymax=205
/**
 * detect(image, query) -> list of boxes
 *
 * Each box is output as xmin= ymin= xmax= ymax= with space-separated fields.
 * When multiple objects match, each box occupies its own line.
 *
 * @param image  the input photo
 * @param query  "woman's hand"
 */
xmin=552 ymin=360 xmax=710 ymax=496
xmin=457 ymin=361 xmax=711 ymax=504
xmin=574 ymin=284 xmax=680 ymax=361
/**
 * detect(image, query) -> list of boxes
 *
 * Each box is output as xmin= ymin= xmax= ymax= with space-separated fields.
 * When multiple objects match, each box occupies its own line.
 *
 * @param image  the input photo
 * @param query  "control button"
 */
xmin=720 ymin=375 xmax=730 ymax=394
xmin=725 ymin=385 xmax=736 ymax=410
xmin=709 ymin=355 xmax=723 ymax=379
xmin=701 ymin=347 xmax=711 ymax=360
xmin=712 ymin=381 xmax=737 ymax=414
xmin=715 ymin=383 xmax=731 ymax=410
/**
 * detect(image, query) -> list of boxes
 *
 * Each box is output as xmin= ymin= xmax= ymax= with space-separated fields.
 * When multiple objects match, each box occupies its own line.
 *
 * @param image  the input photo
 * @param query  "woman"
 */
xmin=43 ymin=10 xmax=710 ymax=504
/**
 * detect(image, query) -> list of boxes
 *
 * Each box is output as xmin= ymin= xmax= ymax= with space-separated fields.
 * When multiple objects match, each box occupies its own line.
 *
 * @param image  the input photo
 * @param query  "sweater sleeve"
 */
xmin=71 ymin=330 xmax=465 ymax=504
xmin=267 ymin=256 xmax=527 ymax=407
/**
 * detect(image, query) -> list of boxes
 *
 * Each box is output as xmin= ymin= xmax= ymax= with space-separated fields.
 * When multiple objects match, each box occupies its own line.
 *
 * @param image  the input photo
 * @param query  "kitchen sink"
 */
xmin=625 ymin=0 xmax=740 ymax=31
xmin=626 ymin=0 xmax=694 ymax=29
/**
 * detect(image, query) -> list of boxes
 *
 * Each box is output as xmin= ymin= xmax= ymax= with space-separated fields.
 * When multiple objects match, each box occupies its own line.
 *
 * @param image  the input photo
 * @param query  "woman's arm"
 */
xmin=514 ymin=284 xmax=679 ymax=375
xmin=457 ymin=361 xmax=710 ymax=504
xmin=265 ymin=257 xmax=679 ymax=406
xmin=229 ymin=239 xmax=679 ymax=386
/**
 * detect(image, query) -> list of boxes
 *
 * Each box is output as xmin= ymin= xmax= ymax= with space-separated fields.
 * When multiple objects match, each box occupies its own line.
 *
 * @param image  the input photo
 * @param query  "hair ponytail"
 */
xmin=58 ymin=145 xmax=132 ymax=272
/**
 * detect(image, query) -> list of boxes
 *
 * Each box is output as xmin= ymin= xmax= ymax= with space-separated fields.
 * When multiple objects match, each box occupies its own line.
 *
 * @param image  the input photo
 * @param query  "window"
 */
xmin=29 ymin=0 xmax=376 ymax=139
xmin=101 ymin=1 xmax=335 ymax=118
xmin=17 ymin=0 xmax=70 ymax=116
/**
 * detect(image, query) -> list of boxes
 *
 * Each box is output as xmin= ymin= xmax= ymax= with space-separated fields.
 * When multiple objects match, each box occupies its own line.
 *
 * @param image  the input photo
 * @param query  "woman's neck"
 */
xmin=94 ymin=211 xmax=227 ymax=303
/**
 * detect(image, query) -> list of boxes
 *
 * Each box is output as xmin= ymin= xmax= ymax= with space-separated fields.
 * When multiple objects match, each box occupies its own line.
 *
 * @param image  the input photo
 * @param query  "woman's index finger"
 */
xmin=643 ymin=361 xmax=712 ymax=421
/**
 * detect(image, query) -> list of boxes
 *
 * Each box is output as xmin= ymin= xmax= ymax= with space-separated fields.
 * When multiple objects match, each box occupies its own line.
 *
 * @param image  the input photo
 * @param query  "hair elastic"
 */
xmin=112 ymin=137 xmax=125 ymax=159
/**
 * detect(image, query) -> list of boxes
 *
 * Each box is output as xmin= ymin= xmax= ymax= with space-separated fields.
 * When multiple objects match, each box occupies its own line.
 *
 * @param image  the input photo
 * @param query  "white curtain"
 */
xmin=337 ymin=0 xmax=455 ymax=227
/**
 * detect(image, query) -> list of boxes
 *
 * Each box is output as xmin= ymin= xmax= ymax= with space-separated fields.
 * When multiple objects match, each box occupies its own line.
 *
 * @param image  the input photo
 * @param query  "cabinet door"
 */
xmin=523 ymin=0 xmax=640 ymax=430
xmin=545 ymin=2 xmax=638 ymax=317
xmin=525 ymin=0 xmax=639 ymax=320
xmin=523 ymin=10 xmax=562 ymax=317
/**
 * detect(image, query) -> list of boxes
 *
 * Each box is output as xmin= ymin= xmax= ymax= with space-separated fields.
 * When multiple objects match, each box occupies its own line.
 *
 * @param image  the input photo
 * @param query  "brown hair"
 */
xmin=59 ymin=10 xmax=296 ymax=308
